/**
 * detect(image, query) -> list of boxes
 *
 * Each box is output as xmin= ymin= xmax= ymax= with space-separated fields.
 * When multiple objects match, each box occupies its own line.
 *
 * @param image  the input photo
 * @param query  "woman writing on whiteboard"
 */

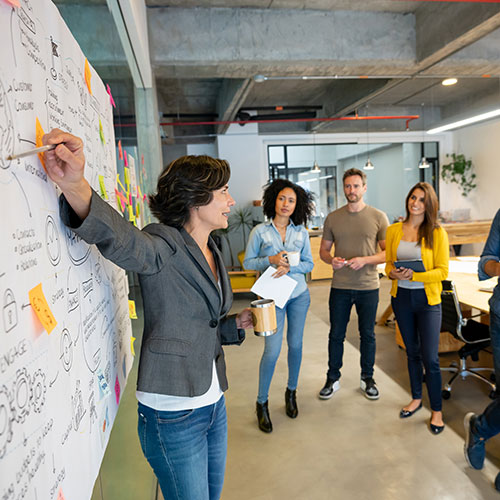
xmin=385 ymin=182 xmax=449 ymax=435
xmin=42 ymin=129 xmax=252 ymax=500
xmin=243 ymin=179 xmax=314 ymax=433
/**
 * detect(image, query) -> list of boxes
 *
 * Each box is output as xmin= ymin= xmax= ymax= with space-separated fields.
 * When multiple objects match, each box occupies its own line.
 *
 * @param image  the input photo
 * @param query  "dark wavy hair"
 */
xmin=149 ymin=155 xmax=230 ymax=228
xmin=404 ymin=182 xmax=440 ymax=248
xmin=262 ymin=178 xmax=314 ymax=227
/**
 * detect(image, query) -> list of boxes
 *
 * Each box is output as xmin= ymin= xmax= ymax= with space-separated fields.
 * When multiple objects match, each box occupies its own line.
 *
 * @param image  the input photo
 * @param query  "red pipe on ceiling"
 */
xmin=115 ymin=115 xmax=420 ymax=130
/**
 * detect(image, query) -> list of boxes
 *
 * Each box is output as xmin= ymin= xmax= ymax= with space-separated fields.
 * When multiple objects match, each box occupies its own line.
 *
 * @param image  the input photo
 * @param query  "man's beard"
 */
xmin=346 ymin=194 xmax=360 ymax=203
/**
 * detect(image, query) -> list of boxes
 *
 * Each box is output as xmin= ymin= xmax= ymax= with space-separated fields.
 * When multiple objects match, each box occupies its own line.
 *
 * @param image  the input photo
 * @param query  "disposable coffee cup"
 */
xmin=251 ymin=299 xmax=277 ymax=337
xmin=285 ymin=251 xmax=300 ymax=267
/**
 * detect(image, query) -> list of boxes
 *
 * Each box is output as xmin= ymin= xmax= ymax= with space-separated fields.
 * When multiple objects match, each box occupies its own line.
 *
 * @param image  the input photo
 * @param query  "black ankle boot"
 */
xmin=256 ymin=401 xmax=272 ymax=433
xmin=285 ymin=388 xmax=298 ymax=419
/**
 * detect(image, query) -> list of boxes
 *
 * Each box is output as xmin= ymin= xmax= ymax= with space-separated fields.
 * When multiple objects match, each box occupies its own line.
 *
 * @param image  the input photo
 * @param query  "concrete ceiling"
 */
xmin=55 ymin=0 xmax=500 ymax=143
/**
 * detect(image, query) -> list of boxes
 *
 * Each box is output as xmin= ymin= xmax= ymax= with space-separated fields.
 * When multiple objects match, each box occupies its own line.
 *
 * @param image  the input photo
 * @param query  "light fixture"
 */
xmin=310 ymin=133 xmax=321 ymax=172
xmin=418 ymin=157 xmax=431 ymax=169
xmin=253 ymin=74 xmax=267 ymax=83
xmin=427 ymin=108 xmax=500 ymax=134
xmin=442 ymin=78 xmax=457 ymax=86
xmin=418 ymin=102 xmax=430 ymax=168
xmin=363 ymin=107 xmax=374 ymax=170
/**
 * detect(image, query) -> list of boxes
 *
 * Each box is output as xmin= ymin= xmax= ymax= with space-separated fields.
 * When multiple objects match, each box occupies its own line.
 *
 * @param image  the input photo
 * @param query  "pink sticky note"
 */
xmin=106 ymin=84 xmax=116 ymax=108
xmin=124 ymin=150 xmax=128 ymax=167
xmin=4 ymin=0 xmax=20 ymax=8
xmin=129 ymin=193 xmax=132 ymax=206
xmin=115 ymin=375 xmax=121 ymax=405
xmin=57 ymin=487 xmax=66 ymax=500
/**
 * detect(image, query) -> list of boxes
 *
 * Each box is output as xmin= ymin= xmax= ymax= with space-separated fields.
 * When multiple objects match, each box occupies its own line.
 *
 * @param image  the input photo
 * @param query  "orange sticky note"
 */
xmin=4 ymin=0 xmax=20 ymax=7
xmin=84 ymin=58 xmax=92 ymax=95
xmin=118 ymin=140 xmax=123 ymax=160
xmin=29 ymin=283 xmax=57 ymax=334
xmin=35 ymin=118 xmax=46 ymax=171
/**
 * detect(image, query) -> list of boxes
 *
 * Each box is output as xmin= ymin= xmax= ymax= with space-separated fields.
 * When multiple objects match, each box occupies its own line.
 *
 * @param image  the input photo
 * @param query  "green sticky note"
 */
xmin=99 ymin=118 xmax=105 ymax=145
xmin=98 ymin=175 xmax=108 ymax=200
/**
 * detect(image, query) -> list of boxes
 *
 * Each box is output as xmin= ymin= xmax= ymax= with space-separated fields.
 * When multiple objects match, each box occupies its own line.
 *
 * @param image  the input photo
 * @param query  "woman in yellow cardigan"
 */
xmin=385 ymin=182 xmax=449 ymax=435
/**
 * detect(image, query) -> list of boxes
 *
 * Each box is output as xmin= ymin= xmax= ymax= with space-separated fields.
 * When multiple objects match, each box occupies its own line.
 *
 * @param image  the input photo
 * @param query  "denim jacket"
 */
xmin=243 ymin=220 xmax=314 ymax=300
xmin=478 ymin=209 xmax=500 ymax=316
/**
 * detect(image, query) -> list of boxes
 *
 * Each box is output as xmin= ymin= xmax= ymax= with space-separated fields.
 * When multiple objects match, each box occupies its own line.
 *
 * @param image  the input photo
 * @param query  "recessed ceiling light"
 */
xmin=442 ymin=78 xmax=457 ymax=86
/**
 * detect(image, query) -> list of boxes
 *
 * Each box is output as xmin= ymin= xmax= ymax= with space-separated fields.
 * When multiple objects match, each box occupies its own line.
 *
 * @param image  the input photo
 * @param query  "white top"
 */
xmin=136 ymin=271 xmax=224 ymax=411
xmin=397 ymin=240 xmax=425 ymax=290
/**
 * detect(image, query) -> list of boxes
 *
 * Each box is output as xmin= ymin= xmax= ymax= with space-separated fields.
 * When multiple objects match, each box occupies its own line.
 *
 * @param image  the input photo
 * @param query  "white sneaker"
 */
xmin=318 ymin=379 xmax=340 ymax=400
xmin=360 ymin=377 xmax=379 ymax=400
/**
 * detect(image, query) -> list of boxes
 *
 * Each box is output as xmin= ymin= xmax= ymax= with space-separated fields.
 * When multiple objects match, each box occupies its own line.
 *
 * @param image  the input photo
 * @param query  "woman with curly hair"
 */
xmin=243 ymin=178 xmax=314 ymax=433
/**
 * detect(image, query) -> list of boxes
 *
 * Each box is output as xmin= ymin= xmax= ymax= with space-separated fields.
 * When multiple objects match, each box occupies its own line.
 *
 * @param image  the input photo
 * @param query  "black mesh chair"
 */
xmin=440 ymin=280 xmax=496 ymax=399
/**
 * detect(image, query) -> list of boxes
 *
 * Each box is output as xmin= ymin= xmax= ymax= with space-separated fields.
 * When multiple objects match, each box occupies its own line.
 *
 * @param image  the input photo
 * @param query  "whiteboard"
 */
xmin=0 ymin=1 xmax=134 ymax=499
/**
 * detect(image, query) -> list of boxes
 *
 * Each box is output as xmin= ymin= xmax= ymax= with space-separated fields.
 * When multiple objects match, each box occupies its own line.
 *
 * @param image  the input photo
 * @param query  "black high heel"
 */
xmin=256 ymin=401 xmax=273 ymax=433
xmin=285 ymin=388 xmax=298 ymax=419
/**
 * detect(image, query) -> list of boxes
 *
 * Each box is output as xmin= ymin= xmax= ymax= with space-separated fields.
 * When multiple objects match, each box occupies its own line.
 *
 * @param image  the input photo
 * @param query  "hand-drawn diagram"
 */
xmin=0 ymin=2 xmax=133 ymax=500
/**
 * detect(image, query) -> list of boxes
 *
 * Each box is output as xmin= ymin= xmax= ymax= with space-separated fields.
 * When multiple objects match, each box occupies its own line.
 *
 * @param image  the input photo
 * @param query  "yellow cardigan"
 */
xmin=385 ymin=222 xmax=449 ymax=305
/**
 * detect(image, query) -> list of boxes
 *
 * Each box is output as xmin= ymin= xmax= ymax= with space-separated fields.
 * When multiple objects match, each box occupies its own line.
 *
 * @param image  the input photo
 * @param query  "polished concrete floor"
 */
xmin=92 ymin=279 xmax=500 ymax=499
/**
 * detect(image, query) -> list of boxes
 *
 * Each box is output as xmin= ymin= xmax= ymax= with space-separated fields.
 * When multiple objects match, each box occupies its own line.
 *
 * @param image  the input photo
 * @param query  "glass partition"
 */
xmin=268 ymin=142 xmax=439 ymax=225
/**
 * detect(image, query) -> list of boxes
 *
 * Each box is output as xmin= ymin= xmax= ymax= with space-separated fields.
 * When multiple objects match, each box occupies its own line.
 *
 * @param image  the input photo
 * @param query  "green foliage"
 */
xmin=441 ymin=153 xmax=477 ymax=197
xmin=228 ymin=206 xmax=253 ymax=250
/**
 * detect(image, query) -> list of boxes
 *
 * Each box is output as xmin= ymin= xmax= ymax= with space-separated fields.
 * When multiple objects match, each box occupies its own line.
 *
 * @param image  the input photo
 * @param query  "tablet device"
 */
xmin=394 ymin=259 xmax=426 ymax=272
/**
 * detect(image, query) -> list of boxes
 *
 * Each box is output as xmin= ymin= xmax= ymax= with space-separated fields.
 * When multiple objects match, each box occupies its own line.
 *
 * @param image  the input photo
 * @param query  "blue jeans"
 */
xmin=474 ymin=396 xmax=500 ymax=440
xmin=137 ymin=396 xmax=227 ymax=500
xmin=257 ymin=290 xmax=311 ymax=404
xmin=489 ymin=292 xmax=500 ymax=387
xmin=391 ymin=288 xmax=442 ymax=411
xmin=327 ymin=288 xmax=379 ymax=381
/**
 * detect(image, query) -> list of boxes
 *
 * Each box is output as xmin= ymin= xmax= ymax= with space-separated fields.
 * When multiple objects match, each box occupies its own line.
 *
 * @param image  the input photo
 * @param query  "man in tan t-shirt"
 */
xmin=318 ymin=168 xmax=389 ymax=401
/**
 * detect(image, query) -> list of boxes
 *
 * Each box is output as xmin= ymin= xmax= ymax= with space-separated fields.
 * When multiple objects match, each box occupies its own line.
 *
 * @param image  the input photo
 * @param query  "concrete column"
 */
xmin=134 ymin=82 xmax=163 ymax=196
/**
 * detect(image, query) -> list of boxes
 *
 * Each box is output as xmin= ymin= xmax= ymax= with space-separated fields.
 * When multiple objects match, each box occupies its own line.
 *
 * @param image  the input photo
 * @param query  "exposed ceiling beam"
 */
xmin=216 ymin=78 xmax=254 ymax=135
xmin=415 ymin=3 xmax=500 ymax=71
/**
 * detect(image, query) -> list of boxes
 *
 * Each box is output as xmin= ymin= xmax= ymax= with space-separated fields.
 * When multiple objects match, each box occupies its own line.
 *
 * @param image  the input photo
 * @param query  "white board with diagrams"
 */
xmin=0 ymin=1 xmax=134 ymax=499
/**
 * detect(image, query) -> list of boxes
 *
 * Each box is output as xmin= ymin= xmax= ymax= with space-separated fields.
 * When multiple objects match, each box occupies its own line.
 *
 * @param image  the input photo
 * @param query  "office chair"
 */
xmin=440 ymin=280 xmax=496 ymax=399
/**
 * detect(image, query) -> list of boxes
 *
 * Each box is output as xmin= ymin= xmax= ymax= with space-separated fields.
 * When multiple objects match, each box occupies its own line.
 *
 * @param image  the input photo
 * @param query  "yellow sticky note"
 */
xmin=99 ymin=118 xmax=105 ymax=145
xmin=84 ymin=58 xmax=92 ymax=94
xmin=124 ymin=167 xmax=130 ymax=187
xmin=135 ymin=203 xmax=140 ymax=218
xmin=128 ymin=300 xmax=138 ymax=319
xmin=128 ymin=205 xmax=135 ymax=222
xmin=35 ymin=117 xmax=46 ymax=171
xmin=29 ymin=283 xmax=57 ymax=334
xmin=98 ymin=175 xmax=108 ymax=200
xmin=130 ymin=336 xmax=136 ymax=356
xmin=116 ymin=174 xmax=126 ymax=192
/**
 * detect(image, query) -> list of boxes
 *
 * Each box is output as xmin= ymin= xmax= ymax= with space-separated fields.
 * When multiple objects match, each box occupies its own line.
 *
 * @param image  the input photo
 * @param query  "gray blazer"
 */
xmin=60 ymin=190 xmax=245 ymax=397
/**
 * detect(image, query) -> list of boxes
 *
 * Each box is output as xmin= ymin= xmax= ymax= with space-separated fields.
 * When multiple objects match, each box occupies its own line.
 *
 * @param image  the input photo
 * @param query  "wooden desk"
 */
xmin=451 ymin=272 xmax=495 ymax=314
xmin=442 ymin=220 xmax=492 ymax=246
xmin=309 ymin=235 xmax=333 ymax=281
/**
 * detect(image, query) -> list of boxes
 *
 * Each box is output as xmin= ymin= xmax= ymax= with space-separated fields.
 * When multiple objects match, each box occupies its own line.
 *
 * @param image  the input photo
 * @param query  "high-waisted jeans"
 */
xmin=137 ymin=396 xmax=227 ymax=500
xmin=257 ymin=289 xmax=310 ymax=404
xmin=391 ymin=287 xmax=443 ymax=411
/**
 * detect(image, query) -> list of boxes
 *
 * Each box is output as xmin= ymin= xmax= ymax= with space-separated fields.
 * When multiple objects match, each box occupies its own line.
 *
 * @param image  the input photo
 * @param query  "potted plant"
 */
xmin=441 ymin=153 xmax=477 ymax=197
